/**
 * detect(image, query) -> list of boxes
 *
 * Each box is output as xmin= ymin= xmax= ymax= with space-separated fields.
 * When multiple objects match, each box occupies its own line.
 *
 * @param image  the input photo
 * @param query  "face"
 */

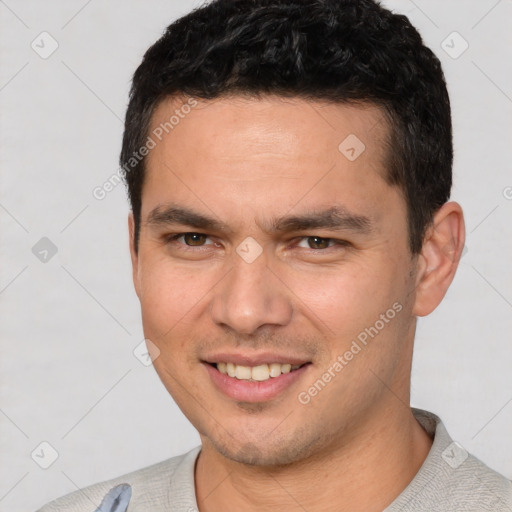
xmin=130 ymin=95 xmax=420 ymax=466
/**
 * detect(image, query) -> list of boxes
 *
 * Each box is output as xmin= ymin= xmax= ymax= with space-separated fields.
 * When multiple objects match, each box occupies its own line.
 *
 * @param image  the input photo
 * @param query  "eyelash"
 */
xmin=164 ymin=232 xmax=350 ymax=251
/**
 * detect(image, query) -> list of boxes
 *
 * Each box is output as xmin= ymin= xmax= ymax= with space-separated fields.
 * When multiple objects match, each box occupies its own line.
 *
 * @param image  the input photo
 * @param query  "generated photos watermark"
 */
xmin=92 ymin=97 xmax=198 ymax=201
xmin=297 ymin=301 xmax=403 ymax=405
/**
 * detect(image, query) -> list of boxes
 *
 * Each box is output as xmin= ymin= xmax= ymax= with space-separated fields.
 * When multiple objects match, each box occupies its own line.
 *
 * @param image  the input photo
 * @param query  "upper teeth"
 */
xmin=216 ymin=362 xmax=302 ymax=381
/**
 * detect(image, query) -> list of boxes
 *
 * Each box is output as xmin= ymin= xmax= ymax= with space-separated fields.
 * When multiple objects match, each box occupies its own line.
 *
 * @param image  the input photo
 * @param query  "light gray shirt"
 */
xmin=37 ymin=409 xmax=512 ymax=511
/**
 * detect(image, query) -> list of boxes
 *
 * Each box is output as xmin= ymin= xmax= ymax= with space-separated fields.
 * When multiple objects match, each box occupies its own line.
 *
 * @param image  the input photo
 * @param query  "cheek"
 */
xmin=137 ymin=252 xmax=212 ymax=337
xmin=289 ymin=259 xmax=402 ymax=336
xmin=137 ymin=259 xmax=210 ymax=385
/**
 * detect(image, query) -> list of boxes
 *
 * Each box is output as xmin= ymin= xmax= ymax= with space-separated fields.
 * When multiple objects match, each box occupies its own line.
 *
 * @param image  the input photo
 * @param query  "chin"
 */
xmin=210 ymin=429 xmax=323 ymax=467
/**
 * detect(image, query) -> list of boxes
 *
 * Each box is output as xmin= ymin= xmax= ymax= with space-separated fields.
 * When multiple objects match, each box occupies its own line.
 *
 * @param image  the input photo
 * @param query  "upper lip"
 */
xmin=202 ymin=351 xmax=311 ymax=367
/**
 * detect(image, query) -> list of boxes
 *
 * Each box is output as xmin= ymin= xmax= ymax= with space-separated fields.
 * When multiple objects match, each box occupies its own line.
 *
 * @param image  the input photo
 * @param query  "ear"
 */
xmin=412 ymin=201 xmax=465 ymax=317
xmin=128 ymin=213 xmax=141 ymax=299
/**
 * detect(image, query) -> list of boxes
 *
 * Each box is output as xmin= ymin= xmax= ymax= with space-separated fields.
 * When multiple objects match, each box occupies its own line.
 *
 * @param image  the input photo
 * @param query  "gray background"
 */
xmin=0 ymin=1 xmax=511 ymax=510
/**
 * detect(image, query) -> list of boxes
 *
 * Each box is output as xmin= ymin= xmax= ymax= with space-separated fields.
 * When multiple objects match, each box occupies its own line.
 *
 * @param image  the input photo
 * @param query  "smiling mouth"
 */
xmin=207 ymin=362 xmax=310 ymax=382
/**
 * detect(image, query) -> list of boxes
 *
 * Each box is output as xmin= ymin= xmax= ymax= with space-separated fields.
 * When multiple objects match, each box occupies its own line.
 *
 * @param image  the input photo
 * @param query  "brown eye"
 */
xmin=182 ymin=233 xmax=208 ymax=246
xmin=306 ymin=236 xmax=332 ymax=249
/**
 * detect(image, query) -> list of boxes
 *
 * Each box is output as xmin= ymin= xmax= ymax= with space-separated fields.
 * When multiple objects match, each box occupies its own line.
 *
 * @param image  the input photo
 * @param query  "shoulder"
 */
xmin=414 ymin=450 xmax=512 ymax=511
xmin=450 ymin=452 xmax=512 ymax=510
xmin=36 ymin=446 xmax=201 ymax=512
xmin=387 ymin=409 xmax=512 ymax=511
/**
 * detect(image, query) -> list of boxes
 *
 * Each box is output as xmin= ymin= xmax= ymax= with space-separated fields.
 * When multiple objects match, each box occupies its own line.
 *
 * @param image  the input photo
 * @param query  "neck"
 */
xmin=194 ymin=403 xmax=433 ymax=512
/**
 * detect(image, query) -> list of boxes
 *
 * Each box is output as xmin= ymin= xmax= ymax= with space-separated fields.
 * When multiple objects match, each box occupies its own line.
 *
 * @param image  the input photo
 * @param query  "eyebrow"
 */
xmin=146 ymin=205 xmax=231 ymax=232
xmin=270 ymin=207 xmax=372 ymax=234
xmin=146 ymin=204 xmax=373 ymax=235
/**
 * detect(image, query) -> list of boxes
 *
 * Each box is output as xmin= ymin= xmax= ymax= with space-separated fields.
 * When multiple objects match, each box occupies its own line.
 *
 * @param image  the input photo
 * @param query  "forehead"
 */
xmin=148 ymin=95 xmax=389 ymax=166
xmin=142 ymin=95 xmax=401 ymax=229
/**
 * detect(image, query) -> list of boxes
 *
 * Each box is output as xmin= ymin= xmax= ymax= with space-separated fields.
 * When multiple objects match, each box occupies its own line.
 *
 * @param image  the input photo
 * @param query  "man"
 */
xmin=38 ymin=0 xmax=512 ymax=510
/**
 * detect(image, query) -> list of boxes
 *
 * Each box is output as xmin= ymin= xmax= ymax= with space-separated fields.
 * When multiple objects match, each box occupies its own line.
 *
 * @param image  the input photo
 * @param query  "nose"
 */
xmin=209 ymin=251 xmax=293 ymax=335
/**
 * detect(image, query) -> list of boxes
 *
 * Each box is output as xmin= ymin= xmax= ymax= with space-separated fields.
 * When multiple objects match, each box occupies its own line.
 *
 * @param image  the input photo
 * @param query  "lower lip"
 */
xmin=203 ymin=363 xmax=311 ymax=403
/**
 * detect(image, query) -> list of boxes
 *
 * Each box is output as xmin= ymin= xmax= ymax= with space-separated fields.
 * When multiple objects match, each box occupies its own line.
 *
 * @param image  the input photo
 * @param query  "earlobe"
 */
xmin=412 ymin=201 xmax=466 ymax=317
xmin=128 ymin=213 xmax=141 ymax=298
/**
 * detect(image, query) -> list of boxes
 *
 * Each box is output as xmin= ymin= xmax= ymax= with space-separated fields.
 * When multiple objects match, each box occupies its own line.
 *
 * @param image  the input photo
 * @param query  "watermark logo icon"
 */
xmin=441 ymin=32 xmax=469 ymax=59
xmin=31 ymin=441 xmax=59 ymax=469
xmin=338 ymin=134 xmax=366 ymax=161
xmin=236 ymin=237 xmax=263 ymax=264
xmin=31 ymin=32 xmax=59 ymax=59
xmin=133 ymin=338 xmax=161 ymax=366
xmin=32 ymin=237 xmax=58 ymax=263
xmin=442 ymin=441 xmax=468 ymax=469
